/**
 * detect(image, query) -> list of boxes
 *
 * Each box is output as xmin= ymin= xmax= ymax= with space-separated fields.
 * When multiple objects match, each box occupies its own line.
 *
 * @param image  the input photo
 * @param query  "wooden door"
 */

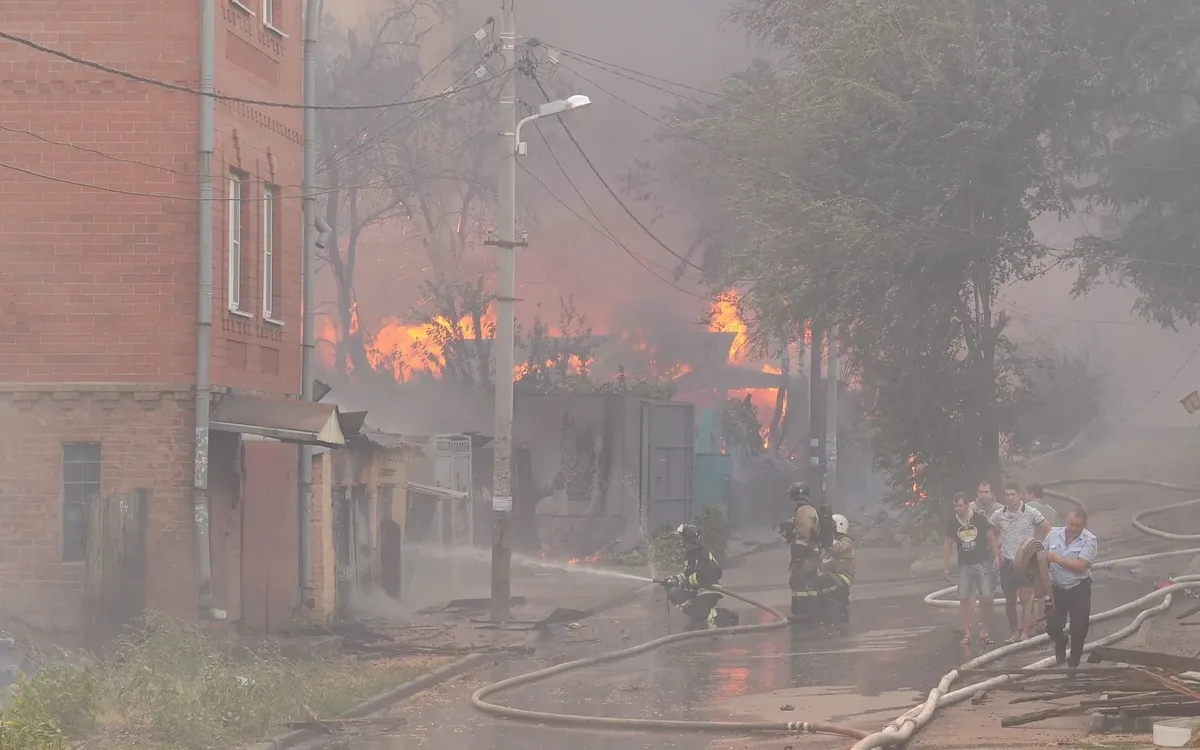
xmin=241 ymin=441 xmax=298 ymax=632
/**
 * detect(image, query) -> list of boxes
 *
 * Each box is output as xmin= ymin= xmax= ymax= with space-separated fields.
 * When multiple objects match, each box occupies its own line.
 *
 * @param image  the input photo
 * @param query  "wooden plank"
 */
xmin=84 ymin=490 xmax=148 ymax=654
xmin=1087 ymin=646 xmax=1200 ymax=672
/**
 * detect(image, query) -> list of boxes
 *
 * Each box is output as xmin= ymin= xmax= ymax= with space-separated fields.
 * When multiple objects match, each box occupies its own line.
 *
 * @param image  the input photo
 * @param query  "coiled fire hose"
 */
xmin=854 ymin=478 xmax=1200 ymax=750
xmin=471 ymin=479 xmax=1200 ymax=744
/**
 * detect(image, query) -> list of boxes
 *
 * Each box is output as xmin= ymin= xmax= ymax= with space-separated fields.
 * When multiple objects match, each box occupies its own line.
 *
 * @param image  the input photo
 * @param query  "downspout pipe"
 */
xmin=194 ymin=0 xmax=223 ymax=621
xmin=298 ymin=0 xmax=323 ymax=611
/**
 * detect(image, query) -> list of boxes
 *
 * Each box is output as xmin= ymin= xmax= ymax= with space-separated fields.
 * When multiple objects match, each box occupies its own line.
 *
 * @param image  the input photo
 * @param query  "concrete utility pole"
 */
xmin=809 ymin=323 xmax=825 ymax=507
xmin=489 ymin=0 xmax=519 ymax=622
xmin=826 ymin=325 xmax=839 ymax=507
xmin=298 ymin=0 xmax=323 ymax=613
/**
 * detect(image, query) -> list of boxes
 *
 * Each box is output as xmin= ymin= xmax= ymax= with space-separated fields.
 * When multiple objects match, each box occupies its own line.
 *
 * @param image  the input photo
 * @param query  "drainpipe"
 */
xmin=298 ymin=0 xmax=323 ymax=611
xmin=194 ymin=0 xmax=223 ymax=621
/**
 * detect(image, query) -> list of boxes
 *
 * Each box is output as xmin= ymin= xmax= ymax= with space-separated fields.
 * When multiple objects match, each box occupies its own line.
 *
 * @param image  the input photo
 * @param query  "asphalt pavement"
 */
xmin=314 ymin=544 xmax=1169 ymax=750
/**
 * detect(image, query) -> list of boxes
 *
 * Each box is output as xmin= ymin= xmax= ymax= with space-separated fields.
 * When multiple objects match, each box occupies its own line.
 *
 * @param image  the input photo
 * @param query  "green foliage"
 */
xmin=666 ymin=0 xmax=1200 ymax=512
xmin=697 ymin=505 xmax=731 ymax=566
xmin=615 ymin=526 xmax=685 ymax=568
xmin=0 ymin=613 xmax=437 ymax=750
xmin=1009 ymin=349 xmax=1105 ymax=453
xmin=721 ymin=396 xmax=764 ymax=457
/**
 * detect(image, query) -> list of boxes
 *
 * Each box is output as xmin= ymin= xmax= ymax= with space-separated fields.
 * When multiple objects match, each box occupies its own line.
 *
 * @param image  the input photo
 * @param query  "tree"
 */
xmin=669 ymin=0 xmax=1149 ymax=502
xmin=316 ymin=1 xmax=501 ymax=377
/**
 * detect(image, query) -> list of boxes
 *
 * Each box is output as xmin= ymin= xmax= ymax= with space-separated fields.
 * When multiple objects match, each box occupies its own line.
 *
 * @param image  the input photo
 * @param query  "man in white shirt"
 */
xmin=1044 ymin=509 xmax=1098 ymax=667
xmin=990 ymin=485 xmax=1052 ymax=643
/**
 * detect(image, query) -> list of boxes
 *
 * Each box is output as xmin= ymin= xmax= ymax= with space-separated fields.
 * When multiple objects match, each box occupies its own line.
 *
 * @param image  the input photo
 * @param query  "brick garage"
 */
xmin=0 ymin=1 xmax=306 ymax=633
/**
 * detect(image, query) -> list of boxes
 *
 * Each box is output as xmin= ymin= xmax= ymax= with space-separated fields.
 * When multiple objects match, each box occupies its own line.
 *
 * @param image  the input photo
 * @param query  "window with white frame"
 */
xmin=228 ymin=170 xmax=245 ymax=312
xmin=263 ymin=184 xmax=277 ymax=320
xmin=263 ymin=0 xmax=276 ymax=28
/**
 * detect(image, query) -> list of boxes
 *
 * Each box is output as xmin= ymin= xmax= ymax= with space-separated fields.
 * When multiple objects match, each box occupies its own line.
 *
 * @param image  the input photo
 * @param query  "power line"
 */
xmin=319 ymin=62 xmax=507 ymax=174
xmin=0 ymin=102 xmax=513 ymax=202
xmin=0 ymin=30 xmax=503 ymax=110
xmin=528 ymin=76 xmax=708 ymax=277
xmin=1129 ymin=340 xmax=1200 ymax=415
xmin=518 ymin=162 xmax=709 ymax=299
xmin=318 ymin=34 xmax=479 ymax=170
xmin=549 ymin=46 xmax=723 ymax=100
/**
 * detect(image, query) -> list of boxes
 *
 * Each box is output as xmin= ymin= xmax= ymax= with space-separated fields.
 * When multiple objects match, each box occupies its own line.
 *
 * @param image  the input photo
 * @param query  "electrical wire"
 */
xmin=528 ymin=76 xmax=708 ymax=277
xmin=518 ymin=162 xmax=709 ymax=299
xmin=317 ymin=33 xmax=481 ymax=171
xmin=0 ymin=29 xmax=503 ymax=110
xmin=550 ymin=46 xmax=724 ymax=100
xmin=0 ymin=100 xmax=515 ymax=202
xmin=319 ymin=60 xmax=506 ymax=174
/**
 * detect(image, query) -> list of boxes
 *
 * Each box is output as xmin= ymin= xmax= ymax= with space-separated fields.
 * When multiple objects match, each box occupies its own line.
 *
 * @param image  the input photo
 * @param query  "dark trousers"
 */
xmin=1046 ymin=578 xmax=1091 ymax=667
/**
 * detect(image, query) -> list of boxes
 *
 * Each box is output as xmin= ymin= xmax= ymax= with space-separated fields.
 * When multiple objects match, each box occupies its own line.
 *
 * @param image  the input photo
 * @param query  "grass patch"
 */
xmin=0 ymin=613 xmax=446 ymax=749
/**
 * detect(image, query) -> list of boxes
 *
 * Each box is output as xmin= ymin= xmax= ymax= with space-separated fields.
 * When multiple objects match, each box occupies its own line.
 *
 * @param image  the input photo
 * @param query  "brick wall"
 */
xmin=0 ymin=386 xmax=195 ymax=632
xmin=0 ymin=1 xmax=304 ymax=395
xmin=0 ymin=1 xmax=307 ymax=629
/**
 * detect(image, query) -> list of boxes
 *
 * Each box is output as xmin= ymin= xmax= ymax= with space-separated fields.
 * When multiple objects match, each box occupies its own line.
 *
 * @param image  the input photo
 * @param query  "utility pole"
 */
xmin=808 ymin=322 xmax=825 ymax=507
xmin=488 ymin=0 xmax=519 ymax=622
xmin=826 ymin=325 xmax=838 ymax=507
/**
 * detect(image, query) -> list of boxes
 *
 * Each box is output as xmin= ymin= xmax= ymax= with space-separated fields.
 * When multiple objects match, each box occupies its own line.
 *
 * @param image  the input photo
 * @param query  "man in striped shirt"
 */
xmin=990 ymin=485 xmax=1052 ymax=643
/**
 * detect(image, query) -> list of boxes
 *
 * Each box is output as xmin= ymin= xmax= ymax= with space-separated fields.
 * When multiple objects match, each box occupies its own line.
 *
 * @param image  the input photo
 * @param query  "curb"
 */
xmin=249 ymin=650 xmax=498 ymax=750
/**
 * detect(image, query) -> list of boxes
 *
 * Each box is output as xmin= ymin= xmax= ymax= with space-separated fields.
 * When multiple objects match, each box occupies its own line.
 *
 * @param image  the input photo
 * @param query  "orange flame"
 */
xmin=364 ymin=307 xmax=495 ymax=381
xmin=709 ymin=291 xmax=750 ymax=364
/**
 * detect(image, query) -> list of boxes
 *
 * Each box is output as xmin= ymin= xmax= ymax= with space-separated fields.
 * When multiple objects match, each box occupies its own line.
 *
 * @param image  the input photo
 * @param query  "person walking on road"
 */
xmin=943 ymin=492 xmax=998 ymax=645
xmin=1023 ymin=482 xmax=1057 ymax=630
xmin=991 ymin=485 xmax=1052 ymax=643
xmin=1044 ymin=509 xmax=1098 ymax=667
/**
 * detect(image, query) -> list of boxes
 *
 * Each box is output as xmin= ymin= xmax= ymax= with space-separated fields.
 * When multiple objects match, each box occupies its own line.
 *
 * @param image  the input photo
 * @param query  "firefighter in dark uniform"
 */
xmin=660 ymin=523 xmax=723 ymax=629
xmin=817 ymin=513 xmax=855 ymax=623
xmin=785 ymin=481 xmax=822 ymax=621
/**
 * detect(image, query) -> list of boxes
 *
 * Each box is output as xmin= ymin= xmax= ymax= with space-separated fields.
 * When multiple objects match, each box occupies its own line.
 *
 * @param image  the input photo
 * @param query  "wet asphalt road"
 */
xmin=313 ymin=549 xmax=1167 ymax=750
xmin=319 ymin=575 xmax=978 ymax=750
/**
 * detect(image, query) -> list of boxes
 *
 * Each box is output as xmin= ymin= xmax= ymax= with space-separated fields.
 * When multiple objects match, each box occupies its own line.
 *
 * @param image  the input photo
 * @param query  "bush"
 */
xmin=615 ymin=526 xmax=685 ymax=569
xmin=0 ymin=613 xmax=439 ymax=750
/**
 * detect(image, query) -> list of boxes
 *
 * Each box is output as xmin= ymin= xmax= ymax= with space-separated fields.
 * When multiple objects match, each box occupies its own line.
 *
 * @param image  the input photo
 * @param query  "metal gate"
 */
xmin=432 ymin=434 xmax=473 ymax=544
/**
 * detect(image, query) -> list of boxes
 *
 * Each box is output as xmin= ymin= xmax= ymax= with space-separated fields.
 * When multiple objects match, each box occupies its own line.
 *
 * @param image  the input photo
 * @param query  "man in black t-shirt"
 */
xmin=942 ymin=492 xmax=999 ymax=646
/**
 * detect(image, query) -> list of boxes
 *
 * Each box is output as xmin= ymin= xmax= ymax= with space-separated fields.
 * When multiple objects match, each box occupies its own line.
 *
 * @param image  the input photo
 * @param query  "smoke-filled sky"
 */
xmin=328 ymin=0 xmax=1200 ymax=431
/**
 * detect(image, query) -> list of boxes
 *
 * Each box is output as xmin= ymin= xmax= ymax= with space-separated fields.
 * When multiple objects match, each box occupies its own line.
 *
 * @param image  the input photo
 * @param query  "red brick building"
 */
xmin=0 ymin=1 xmax=334 ymax=634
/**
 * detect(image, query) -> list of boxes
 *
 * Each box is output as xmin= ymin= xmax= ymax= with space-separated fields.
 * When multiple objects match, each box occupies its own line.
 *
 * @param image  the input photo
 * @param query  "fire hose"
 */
xmin=471 ymin=479 xmax=1200 ymax=744
xmin=471 ymin=583 xmax=869 ymax=738
xmin=858 ymin=478 xmax=1200 ymax=750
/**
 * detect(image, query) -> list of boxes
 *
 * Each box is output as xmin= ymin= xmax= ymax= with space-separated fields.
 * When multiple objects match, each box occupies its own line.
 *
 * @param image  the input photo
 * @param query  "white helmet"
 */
xmin=832 ymin=513 xmax=849 ymax=535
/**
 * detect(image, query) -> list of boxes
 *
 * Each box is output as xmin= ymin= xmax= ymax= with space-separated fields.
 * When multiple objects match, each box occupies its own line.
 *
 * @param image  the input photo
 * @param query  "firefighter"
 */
xmin=787 ymin=481 xmax=822 ymax=622
xmin=817 ymin=513 xmax=855 ymax=623
xmin=659 ymin=523 xmax=724 ymax=628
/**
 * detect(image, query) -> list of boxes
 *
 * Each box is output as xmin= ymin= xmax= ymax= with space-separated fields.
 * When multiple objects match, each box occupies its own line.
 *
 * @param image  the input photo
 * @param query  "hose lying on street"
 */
xmin=869 ymin=478 xmax=1200 ymax=750
xmin=471 ymin=584 xmax=869 ymax=739
xmin=472 ymin=478 xmax=1200 ymax=741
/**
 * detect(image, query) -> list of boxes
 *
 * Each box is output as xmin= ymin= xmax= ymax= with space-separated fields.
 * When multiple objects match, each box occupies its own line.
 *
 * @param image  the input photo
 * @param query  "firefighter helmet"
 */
xmin=676 ymin=523 xmax=702 ymax=548
xmin=790 ymin=481 xmax=810 ymax=503
xmin=832 ymin=513 xmax=849 ymax=535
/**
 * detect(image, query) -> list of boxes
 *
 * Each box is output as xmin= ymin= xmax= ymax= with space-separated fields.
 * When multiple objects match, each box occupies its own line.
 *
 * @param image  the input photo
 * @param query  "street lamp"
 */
xmin=1181 ymin=390 xmax=1200 ymax=415
xmin=514 ymin=95 xmax=592 ymax=156
xmin=488 ymin=44 xmax=592 ymax=621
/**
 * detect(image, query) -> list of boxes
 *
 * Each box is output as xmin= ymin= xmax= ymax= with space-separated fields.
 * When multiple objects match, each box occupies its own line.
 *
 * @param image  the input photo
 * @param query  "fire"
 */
xmin=566 ymin=557 xmax=580 ymax=566
xmin=365 ymin=307 xmax=495 ymax=381
xmin=709 ymin=291 xmax=750 ymax=364
xmin=907 ymin=454 xmax=928 ymax=507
